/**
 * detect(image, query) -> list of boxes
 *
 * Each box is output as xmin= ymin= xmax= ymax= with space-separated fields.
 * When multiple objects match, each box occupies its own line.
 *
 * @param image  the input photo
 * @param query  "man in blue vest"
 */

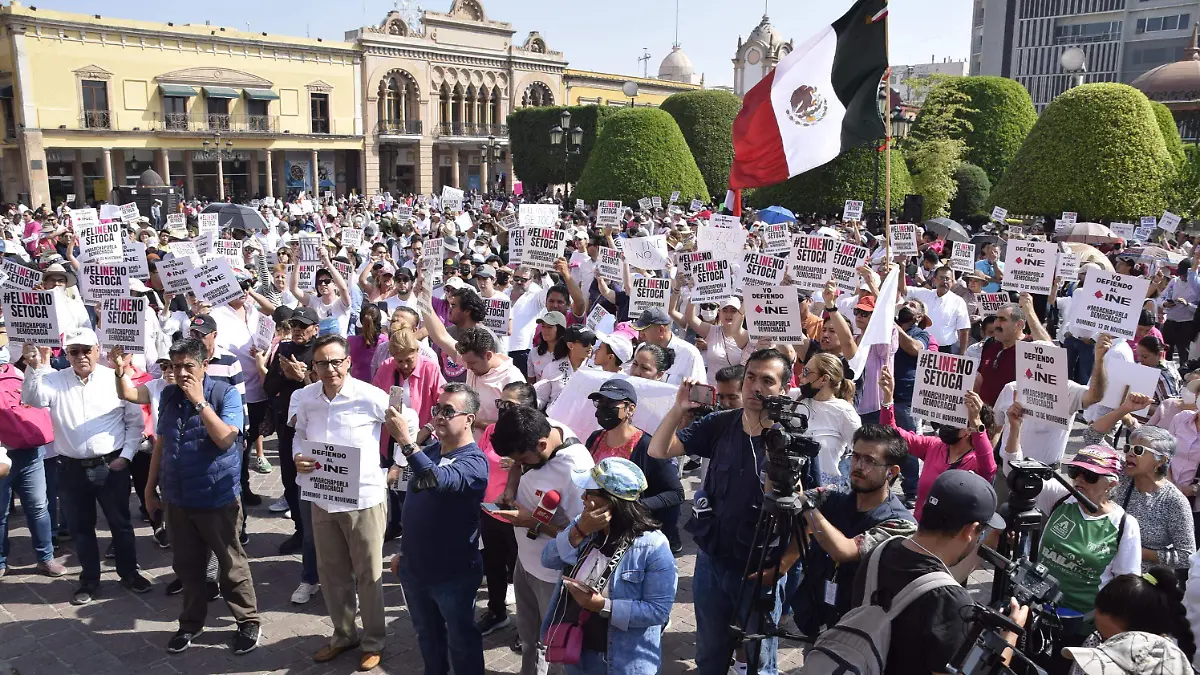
xmin=144 ymin=337 xmax=261 ymax=656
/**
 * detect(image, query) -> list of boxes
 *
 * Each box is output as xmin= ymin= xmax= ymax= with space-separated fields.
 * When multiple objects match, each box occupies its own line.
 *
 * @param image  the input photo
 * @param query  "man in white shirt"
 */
xmin=491 ymin=406 xmax=593 ymax=675
xmin=507 ymin=265 xmax=546 ymax=375
xmin=631 ymin=307 xmax=707 ymax=384
xmin=291 ymin=334 xmax=391 ymax=671
xmin=905 ymin=265 xmax=971 ymax=354
xmin=22 ymin=328 xmax=150 ymax=605
xmin=454 ymin=326 xmax=526 ymax=432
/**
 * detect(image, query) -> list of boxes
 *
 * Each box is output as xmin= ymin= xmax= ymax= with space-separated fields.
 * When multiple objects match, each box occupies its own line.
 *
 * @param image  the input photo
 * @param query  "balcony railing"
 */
xmin=151 ymin=113 xmax=280 ymax=133
xmin=80 ymin=109 xmax=111 ymax=130
xmin=436 ymin=122 xmax=508 ymax=138
xmin=376 ymin=119 xmax=423 ymax=135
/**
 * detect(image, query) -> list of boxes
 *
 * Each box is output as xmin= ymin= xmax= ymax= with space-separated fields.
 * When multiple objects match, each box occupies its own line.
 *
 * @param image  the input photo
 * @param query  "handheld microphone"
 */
xmin=532 ymin=490 xmax=562 ymax=525
xmin=692 ymin=489 xmax=713 ymax=519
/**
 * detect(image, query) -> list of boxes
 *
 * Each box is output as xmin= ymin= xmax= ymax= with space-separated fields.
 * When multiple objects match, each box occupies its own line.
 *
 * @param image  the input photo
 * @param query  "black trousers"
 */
xmin=480 ymin=513 xmax=518 ymax=618
xmin=241 ymin=401 xmax=271 ymax=495
xmin=277 ymin=423 xmax=301 ymax=535
xmin=130 ymin=451 xmax=156 ymax=525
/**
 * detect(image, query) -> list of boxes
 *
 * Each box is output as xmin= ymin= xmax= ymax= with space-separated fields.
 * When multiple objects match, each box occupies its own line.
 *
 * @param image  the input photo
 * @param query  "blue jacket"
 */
xmin=540 ymin=523 xmax=678 ymax=675
xmin=400 ymin=441 xmax=488 ymax=583
xmin=156 ymin=377 xmax=244 ymax=510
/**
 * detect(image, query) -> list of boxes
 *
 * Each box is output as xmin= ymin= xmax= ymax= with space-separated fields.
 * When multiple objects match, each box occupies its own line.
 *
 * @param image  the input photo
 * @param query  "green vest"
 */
xmin=1039 ymin=500 xmax=1123 ymax=615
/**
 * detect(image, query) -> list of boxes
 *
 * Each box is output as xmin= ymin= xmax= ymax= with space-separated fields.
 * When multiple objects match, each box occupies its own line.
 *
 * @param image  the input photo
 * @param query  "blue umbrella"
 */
xmin=756 ymin=205 xmax=796 ymax=225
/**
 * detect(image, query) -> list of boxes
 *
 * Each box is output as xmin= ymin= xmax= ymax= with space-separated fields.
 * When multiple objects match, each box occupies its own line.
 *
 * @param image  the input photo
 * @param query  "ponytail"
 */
xmin=1093 ymin=566 xmax=1196 ymax=660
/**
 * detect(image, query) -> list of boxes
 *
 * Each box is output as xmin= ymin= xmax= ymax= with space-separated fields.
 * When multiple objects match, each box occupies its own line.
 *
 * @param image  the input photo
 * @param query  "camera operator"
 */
xmin=649 ymin=348 xmax=798 ymax=675
xmin=789 ymin=425 xmax=916 ymax=634
xmin=851 ymin=470 xmax=1025 ymax=675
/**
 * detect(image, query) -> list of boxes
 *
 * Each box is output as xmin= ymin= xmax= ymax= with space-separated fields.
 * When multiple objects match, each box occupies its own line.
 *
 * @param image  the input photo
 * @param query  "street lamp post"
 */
xmin=550 ymin=109 xmax=583 ymax=201
xmin=872 ymin=83 xmax=890 ymax=214
xmin=202 ymin=131 xmax=235 ymax=201
xmin=1060 ymin=47 xmax=1088 ymax=90
xmin=483 ymin=134 xmax=502 ymax=194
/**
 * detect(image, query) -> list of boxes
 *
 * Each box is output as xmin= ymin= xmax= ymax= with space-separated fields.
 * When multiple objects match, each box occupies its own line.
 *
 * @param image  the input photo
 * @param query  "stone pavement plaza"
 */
xmin=0 ymin=433 xmax=1016 ymax=675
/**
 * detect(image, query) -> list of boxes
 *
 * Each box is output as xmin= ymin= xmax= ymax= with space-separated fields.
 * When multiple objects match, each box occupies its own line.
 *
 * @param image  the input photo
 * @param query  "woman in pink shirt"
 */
xmin=879 ymin=366 xmax=997 ymax=518
xmin=371 ymin=326 xmax=446 ymax=432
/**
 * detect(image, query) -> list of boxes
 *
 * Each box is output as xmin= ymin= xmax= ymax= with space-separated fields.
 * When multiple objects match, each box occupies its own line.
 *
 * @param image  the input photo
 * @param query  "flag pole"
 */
xmin=884 ymin=8 xmax=893 ymax=264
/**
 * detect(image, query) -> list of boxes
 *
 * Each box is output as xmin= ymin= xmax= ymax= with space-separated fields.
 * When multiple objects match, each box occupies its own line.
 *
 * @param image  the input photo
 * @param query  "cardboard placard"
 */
xmin=709 ymin=214 xmax=740 ymax=229
xmin=950 ymin=242 xmax=976 ymax=274
xmin=505 ymin=229 xmax=524 ymax=267
xmin=1061 ymin=211 xmax=1078 ymax=225
xmin=79 ymin=263 xmax=130 ymax=303
xmin=158 ymin=257 xmax=195 ymax=295
xmin=1109 ymin=223 xmax=1135 ymax=239
xmin=168 ymin=240 xmax=201 ymax=266
xmin=651 ymin=196 xmax=663 ymax=210
xmin=518 ymin=204 xmax=559 ymax=229
xmin=597 ymin=200 xmax=623 ymax=228
xmin=1133 ymin=225 xmax=1155 ymax=242
xmin=298 ymin=234 xmax=322 ymax=261
xmin=638 ymin=197 xmax=652 ymax=212
xmin=1002 ymin=239 xmax=1057 ymax=295
xmin=483 ymin=296 xmax=511 ymax=336
xmin=891 ymin=224 xmax=919 ymax=257
xmin=66 ymin=194 xmax=76 ymax=204
xmin=689 ymin=199 xmax=704 ymax=212
xmin=690 ymin=258 xmax=734 ymax=304
xmin=597 ymin=247 xmax=624 ymax=283
xmin=910 ymin=350 xmax=979 ymax=427
xmin=118 ymin=202 xmax=140 ymax=224
xmin=296 ymin=262 xmax=319 ymax=291
xmin=297 ymin=439 xmax=362 ymax=509
xmin=440 ymin=186 xmax=464 ymax=211
xmin=679 ymin=250 xmax=713 ymax=282
xmin=490 ymin=200 xmax=505 ymax=213
xmin=585 ymin=303 xmax=614 ymax=332
xmin=1099 ymin=359 xmax=1160 ymax=412
xmin=574 ymin=199 xmax=586 ymax=211
xmin=79 ymin=222 xmax=123 ymax=263
xmin=979 ymin=293 xmax=1008 ymax=315
xmin=1140 ymin=215 xmax=1157 ymax=229
xmin=1160 ymin=211 xmax=1182 ymax=233
xmin=696 ymin=224 xmax=747 ymax=262
xmin=166 ymin=213 xmax=186 ymax=228
xmin=670 ymin=191 xmax=680 ymax=204
xmin=122 ymin=241 xmax=149 ymax=279
xmin=1 ymin=258 xmax=42 ymax=290
xmin=762 ymin=223 xmax=790 ymax=254
xmin=520 ymin=227 xmax=567 ymax=272
xmin=455 ymin=211 xmax=474 ymax=233
xmin=1068 ymin=271 xmax=1151 ymax=341
xmin=253 ymin=312 xmax=275 ymax=353
xmin=1 ymin=289 xmax=60 ymax=347
xmin=70 ymin=207 xmax=98 ymax=229
xmin=188 ymin=258 xmax=243 ymax=307
xmin=194 ymin=232 xmax=215 ymax=259
xmin=622 ymin=235 xmax=670 ymax=271
xmin=744 ymin=287 xmax=806 ymax=342
xmin=1056 ymin=251 xmax=1080 ymax=281
xmin=740 ymin=251 xmax=786 ymax=287
xmin=1015 ymin=341 xmax=1071 ymax=429
xmin=214 ymin=239 xmax=244 ymax=265
xmin=991 ymin=206 xmax=1008 ymax=222
xmin=787 ymin=235 xmax=837 ymax=292
xmin=831 ymin=241 xmax=871 ymax=292
xmin=843 ymin=200 xmax=864 ymax=221
xmin=395 ymin=205 xmax=414 ymax=222
xmin=341 ymin=227 xmax=363 ymax=250
xmin=99 ymin=296 xmax=146 ymax=354
xmin=629 ymin=277 xmax=671 ymax=316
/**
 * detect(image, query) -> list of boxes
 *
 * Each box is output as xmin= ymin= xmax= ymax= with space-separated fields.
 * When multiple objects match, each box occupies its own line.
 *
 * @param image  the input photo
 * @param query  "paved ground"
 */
xmin=1 ymin=420 xmax=1075 ymax=675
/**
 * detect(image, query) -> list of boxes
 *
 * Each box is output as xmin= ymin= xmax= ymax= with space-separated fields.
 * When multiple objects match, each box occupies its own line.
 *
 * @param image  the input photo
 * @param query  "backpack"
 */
xmin=0 ymin=365 xmax=54 ymax=450
xmin=798 ymin=537 xmax=959 ymax=675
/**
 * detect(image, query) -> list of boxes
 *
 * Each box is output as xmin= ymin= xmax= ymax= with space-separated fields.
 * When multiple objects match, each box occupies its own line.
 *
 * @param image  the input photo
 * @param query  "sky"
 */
xmin=36 ymin=0 xmax=973 ymax=88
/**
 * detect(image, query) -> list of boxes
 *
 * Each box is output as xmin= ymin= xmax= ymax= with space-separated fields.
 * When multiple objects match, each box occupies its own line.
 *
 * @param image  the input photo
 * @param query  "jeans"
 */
xmin=892 ymin=403 xmax=921 ymax=502
xmin=44 ymin=456 xmax=62 ymax=533
xmin=565 ymin=651 xmax=609 ymax=675
xmin=693 ymin=550 xmax=783 ymax=675
xmin=297 ymin=499 xmax=319 ymax=585
xmin=656 ymin=504 xmax=681 ymax=549
xmin=1063 ymin=335 xmax=1093 ymax=385
xmin=278 ymin=423 xmax=302 ymax=535
xmin=0 ymin=446 xmax=54 ymax=567
xmin=397 ymin=557 xmax=485 ymax=675
xmin=58 ymin=457 xmax=139 ymax=583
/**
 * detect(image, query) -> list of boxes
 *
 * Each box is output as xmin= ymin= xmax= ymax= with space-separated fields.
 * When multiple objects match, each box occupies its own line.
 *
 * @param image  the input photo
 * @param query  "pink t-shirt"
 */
xmin=477 ymin=424 xmax=510 ymax=521
xmin=881 ymin=405 xmax=996 ymax=520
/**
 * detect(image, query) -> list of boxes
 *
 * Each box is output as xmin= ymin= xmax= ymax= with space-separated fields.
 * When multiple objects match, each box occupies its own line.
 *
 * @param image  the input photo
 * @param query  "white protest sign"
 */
xmin=679 ymin=250 xmax=713 ymax=283
xmin=638 ymin=197 xmax=653 ymax=212
xmin=396 ymin=205 xmax=414 ymax=222
xmin=831 ymin=241 xmax=871 ymax=292
xmin=483 ymin=296 xmax=511 ymax=336
xmin=1068 ymin=271 xmax=1151 ymax=341
xmin=118 ymin=203 xmax=140 ymax=224
xmin=1140 ymin=216 xmax=1158 ymax=229
xmin=297 ymin=440 xmax=362 ymax=509
xmin=1 ymin=259 xmax=42 ymax=290
xmin=505 ymin=228 xmax=524 ymax=267
xmin=690 ymin=258 xmax=734 ymax=304
xmin=519 ymin=204 xmax=559 ymax=229
xmin=188 ymin=258 xmax=243 ymax=307
xmin=689 ymin=199 xmax=704 ymax=212
xmin=1 ymin=289 xmax=60 ymax=347
xmin=740 ymin=251 xmax=786 ymax=288
xmin=648 ymin=196 xmax=661 ymax=210
xmin=670 ymin=191 xmax=681 ymax=204
xmin=623 ymin=235 xmax=670 ymax=271
xmin=79 ymin=263 xmax=130 ymax=303
xmin=498 ymin=214 xmax=517 ymax=232
xmin=214 ymin=239 xmax=244 ymax=266
xmin=1100 ymin=360 xmax=1160 ymax=412
xmin=1133 ymin=225 xmax=1155 ymax=242
xmin=70 ymin=207 xmax=98 ymax=229
xmin=100 ymin=296 xmax=146 ymax=354
xmin=158 ymin=257 xmax=195 ymax=295
xmin=490 ymin=200 xmax=505 ymax=212
xmin=455 ymin=211 xmax=474 ymax=233
xmin=891 ymin=224 xmax=919 ymax=257
xmin=166 ymin=213 xmax=186 ymax=228
xmin=843 ymin=200 xmax=864 ymax=221
xmin=1052 ymin=221 xmax=1065 ymax=237
xmin=1016 ymin=341 xmax=1071 ymax=429
xmin=585 ymin=303 xmax=614 ymax=332
xmin=1109 ymin=223 xmax=1135 ymax=239
xmin=991 ymin=206 xmax=1008 ymax=222
xmin=1160 ymin=211 xmax=1182 ymax=233
xmin=167 ymin=240 xmax=201 ymax=266
xmin=762 ymin=223 xmax=790 ymax=255
xmin=597 ymin=247 xmax=624 ymax=283
xmin=979 ymin=293 xmax=1008 ymax=315
xmin=1061 ymin=211 xmax=1078 ymax=225
xmin=122 ymin=242 xmax=149 ymax=279
xmin=296 ymin=262 xmax=319 ymax=291
xmin=440 ymin=186 xmax=464 ymax=211
xmin=910 ymin=350 xmax=979 ymax=428
xmin=194 ymin=232 xmax=214 ymax=260
xmin=521 ymin=227 xmax=567 ymax=272
xmin=630 ymin=277 xmax=671 ymax=316
xmin=697 ymin=224 xmax=747 ymax=262
xmin=253 ymin=312 xmax=275 ymax=353
xmin=547 ymin=370 xmax=678 ymax=445
xmin=745 ymin=287 xmax=807 ymax=342
xmin=79 ymin=222 xmax=123 ymax=263
xmin=298 ymin=234 xmax=322 ymax=261
xmin=66 ymin=194 xmax=76 ymax=204
xmin=1056 ymin=251 xmax=1080 ymax=281
xmin=341 ymin=227 xmax=363 ymax=250
xmin=709 ymin=214 xmax=740 ymax=229
xmin=950 ymin=242 xmax=976 ymax=274
xmin=1002 ymin=239 xmax=1057 ymax=295
xmin=597 ymin=200 xmax=623 ymax=228
xmin=787 ymin=235 xmax=837 ymax=292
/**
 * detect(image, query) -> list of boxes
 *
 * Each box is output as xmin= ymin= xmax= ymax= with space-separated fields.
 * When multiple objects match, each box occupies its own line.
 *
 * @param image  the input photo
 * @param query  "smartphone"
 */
xmin=690 ymin=384 xmax=717 ymax=407
xmin=389 ymin=385 xmax=406 ymax=410
xmin=562 ymin=577 xmax=598 ymax=594
xmin=481 ymin=502 xmax=502 ymax=513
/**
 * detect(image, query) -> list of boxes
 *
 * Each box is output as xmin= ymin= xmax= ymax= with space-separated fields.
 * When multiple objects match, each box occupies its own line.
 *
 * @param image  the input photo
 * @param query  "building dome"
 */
xmin=748 ymin=14 xmax=783 ymax=49
xmin=658 ymin=46 xmax=697 ymax=83
xmin=1131 ymin=24 xmax=1200 ymax=104
xmin=136 ymin=169 xmax=166 ymax=188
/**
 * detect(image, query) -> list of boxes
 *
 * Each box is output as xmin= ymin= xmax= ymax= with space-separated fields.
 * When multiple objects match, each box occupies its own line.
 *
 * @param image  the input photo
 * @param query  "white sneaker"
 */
xmin=291 ymin=582 xmax=320 ymax=604
xmin=505 ymin=585 xmax=516 ymax=606
xmin=728 ymin=662 xmax=748 ymax=675
xmin=268 ymin=496 xmax=290 ymax=513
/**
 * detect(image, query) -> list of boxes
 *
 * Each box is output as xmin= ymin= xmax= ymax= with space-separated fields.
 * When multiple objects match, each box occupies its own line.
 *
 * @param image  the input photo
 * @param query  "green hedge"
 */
xmin=911 ymin=76 xmax=1036 ymax=185
xmin=989 ymin=83 xmax=1173 ymax=221
xmin=746 ymin=144 xmax=912 ymax=216
xmin=1150 ymin=100 xmax=1186 ymax=166
xmin=574 ymin=107 xmax=710 ymax=205
xmin=949 ymin=162 xmax=991 ymax=220
xmin=506 ymin=105 xmax=617 ymax=189
xmin=659 ymin=90 xmax=742 ymax=198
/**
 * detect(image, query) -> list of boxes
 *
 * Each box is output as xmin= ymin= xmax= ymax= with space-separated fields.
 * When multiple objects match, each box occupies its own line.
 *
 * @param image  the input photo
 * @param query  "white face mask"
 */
xmin=1184 ymin=389 xmax=1197 ymax=406
xmin=700 ymin=308 xmax=718 ymax=323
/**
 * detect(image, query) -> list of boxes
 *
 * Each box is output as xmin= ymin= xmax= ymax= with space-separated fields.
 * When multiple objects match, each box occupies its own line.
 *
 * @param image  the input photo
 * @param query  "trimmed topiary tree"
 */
xmin=910 ymin=76 xmax=1037 ymax=185
xmin=574 ymin=107 xmax=710 ymax=205
xmin=1150 ymin=100 xmax=1186 ymax=166
xmin=507 ymin=105 xmax=618 ymax=190
xmin=990 ymin=83 xmax=1173 ymax=221
xmin=745 ymin=145 xmax=912 ymax=216
xmin=660 ymin=90 xmax=742 ymax=199
xmin=950 ymin=163 xmax=991 ymax=220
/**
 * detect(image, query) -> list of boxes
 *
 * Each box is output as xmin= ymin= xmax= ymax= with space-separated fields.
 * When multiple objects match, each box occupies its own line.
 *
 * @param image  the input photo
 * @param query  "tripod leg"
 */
xmin=727 ymin=510 xmax=779 ymax=675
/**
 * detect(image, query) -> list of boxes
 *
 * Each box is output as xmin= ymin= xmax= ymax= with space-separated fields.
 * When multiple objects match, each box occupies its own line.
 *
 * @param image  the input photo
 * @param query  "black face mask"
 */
xmin=799 ymin=383 xmax=821 ymax=400
xmin=897 ymin=307 xmax=916 ymax=325
xmin=938 ymin=426 xmax=964 ymax=447
xmin=595 ymin=405 xmax=623 ymax=431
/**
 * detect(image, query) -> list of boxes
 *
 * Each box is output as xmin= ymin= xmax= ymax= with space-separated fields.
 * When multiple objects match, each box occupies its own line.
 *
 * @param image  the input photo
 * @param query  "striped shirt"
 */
xmin=208 ymin=345 xmax=246 ymax=399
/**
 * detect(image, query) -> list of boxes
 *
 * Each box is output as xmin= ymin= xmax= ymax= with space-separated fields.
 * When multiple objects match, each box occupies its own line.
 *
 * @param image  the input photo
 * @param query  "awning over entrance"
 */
xmin=159 ymin=84 xmax=198 ymax=97
xmin=243 ymin=88 xmax=280 ymax=101
xmin=202 ymin=86 xmax=240 ymax=99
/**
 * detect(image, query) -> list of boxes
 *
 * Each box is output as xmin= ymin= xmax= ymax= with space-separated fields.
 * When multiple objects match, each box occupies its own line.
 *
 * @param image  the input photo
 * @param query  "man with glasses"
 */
xmin=902 ymin=264 xmax=971 ymax=356
xmin=787 ymin=425 xmax=915 ymax=633
xmin=388 ymin=383 xmax=488 ymax=675
xmin=507 ymin=264 xmax=544 ymax=376
xmin=22 ymin=328 xmax=151 ymax=605
xmin=143 ymin=337 xmax=260 ymax=655
xmin=291 ymin=335 xmax=393 ymax=672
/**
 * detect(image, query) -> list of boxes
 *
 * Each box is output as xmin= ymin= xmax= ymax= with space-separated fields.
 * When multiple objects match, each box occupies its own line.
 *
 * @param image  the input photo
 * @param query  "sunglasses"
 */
xmin=315 ymin=278 xmax=332 ymax=286
xmin=67 ymin=346 xmax=93 ymax=357
xmin=512 ymin=276 xmax=529 ymax=283
xmin=429 ymin=405 xmax=470 ymax=420
xmin=854 ymin=309 xmax=873 ymax=318
xmin=1126 ymin=445 xmax=1160 ymax=458
xmin=1066 ymin=466 xmax=1102 ymax=484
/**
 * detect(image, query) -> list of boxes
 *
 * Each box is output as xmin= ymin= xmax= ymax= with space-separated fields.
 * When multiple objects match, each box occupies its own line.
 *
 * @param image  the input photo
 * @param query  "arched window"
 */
xmin=521 ymin=82 xmax=553 ymax=108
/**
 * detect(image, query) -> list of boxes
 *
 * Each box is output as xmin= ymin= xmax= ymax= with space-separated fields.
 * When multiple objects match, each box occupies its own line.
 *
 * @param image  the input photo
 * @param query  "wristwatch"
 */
xmin=599 ymin=599 xmax=612 ymax=619
xmin=526 ymin=522 xmax=542 ymax=540
xmin=400 ymin=442 xmax=419 ymax=458
xmin=194 ymin=401 xmax=211 ymax=413
xmin=973 ymin=424 xmax=986 ymax=434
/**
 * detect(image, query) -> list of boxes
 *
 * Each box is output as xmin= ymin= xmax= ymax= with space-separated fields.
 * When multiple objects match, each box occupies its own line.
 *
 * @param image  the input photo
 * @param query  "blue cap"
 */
xmin=588 ymin=378 xmax=637 ymax=404
xmin=573 ymin=457 xmax=647 ymax=501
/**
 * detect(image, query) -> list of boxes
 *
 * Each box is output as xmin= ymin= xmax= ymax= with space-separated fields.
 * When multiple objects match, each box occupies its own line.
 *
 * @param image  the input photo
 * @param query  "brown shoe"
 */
xmin=358 ymin=652 xmax=382 ymax=671
xmin=37 ymin=560 xmax=67 ymax=577
xmin=313 ymin=641 xmax=360 ymax=663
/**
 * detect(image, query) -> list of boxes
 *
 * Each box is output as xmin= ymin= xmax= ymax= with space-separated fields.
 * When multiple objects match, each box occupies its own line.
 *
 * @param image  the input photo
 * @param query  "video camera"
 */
xmin=946 ymin=604 xmax=1047 ymax=675
xmin=978 ymin=545 xmax=1061 ymax=609
xmin=757 ymin=394 xmax=820 ymax=514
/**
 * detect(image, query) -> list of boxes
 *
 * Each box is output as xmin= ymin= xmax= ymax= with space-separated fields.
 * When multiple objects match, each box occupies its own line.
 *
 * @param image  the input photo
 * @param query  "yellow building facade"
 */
xmin=563 ymin=69 xmax=701 ymax=108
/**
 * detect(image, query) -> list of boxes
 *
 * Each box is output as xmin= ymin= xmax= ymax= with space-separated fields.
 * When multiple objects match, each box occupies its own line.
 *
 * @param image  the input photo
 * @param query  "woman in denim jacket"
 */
xmin=540 ymin=457 xmax=679 ymax=675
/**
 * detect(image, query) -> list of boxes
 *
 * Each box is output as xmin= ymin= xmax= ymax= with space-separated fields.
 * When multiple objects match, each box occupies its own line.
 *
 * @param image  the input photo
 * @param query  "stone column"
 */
xmin=249 ymin=152 xmax=260 ymax=197
xmin=417 ymin=140 xmax=433 ymax=195
xmin=73 ymin=149 xmax=85 ymax=198
xmin=216 ymin=155 xmax=225 ymax=201
xmin=480 ymin=152 xmax=489 ymax=194
xmin=184 ymin=150 xmax=195 ymax=198
xmin=264 ymin=150 xmax=274 ymax=198
xmin=311 ymin=149 xmax=319 ymax=197
xmin=101 ymin=148 xmax=114 ymax=202
xmin=277 ymin=151 xmax=288 ymax=199
xmin=450 ymin=146 xmax=460 ymax=189
xmin=109 ymin=149 xmax=126 ymax=190
xmin=504 ymin=151 xmax=514 ymax=193
xmin=157 ymin=148 xmax=171 ymax=184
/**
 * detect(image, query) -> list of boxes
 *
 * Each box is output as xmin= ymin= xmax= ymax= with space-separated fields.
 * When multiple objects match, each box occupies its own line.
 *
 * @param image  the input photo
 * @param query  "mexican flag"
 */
xmin=728 ymin=0 xmax=889 ymax=190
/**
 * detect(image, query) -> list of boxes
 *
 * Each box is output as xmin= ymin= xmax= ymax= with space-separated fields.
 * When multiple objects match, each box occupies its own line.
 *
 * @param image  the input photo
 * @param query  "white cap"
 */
xmin=129 ymin=278 xmax=149 ymax=293
xmin=595 ymin=332 xmax=633 ymax=364
xmin=63 ymin=327 xmax=98 ymax=348
xmin=721 ymin=296 xmax=742 ymax=311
